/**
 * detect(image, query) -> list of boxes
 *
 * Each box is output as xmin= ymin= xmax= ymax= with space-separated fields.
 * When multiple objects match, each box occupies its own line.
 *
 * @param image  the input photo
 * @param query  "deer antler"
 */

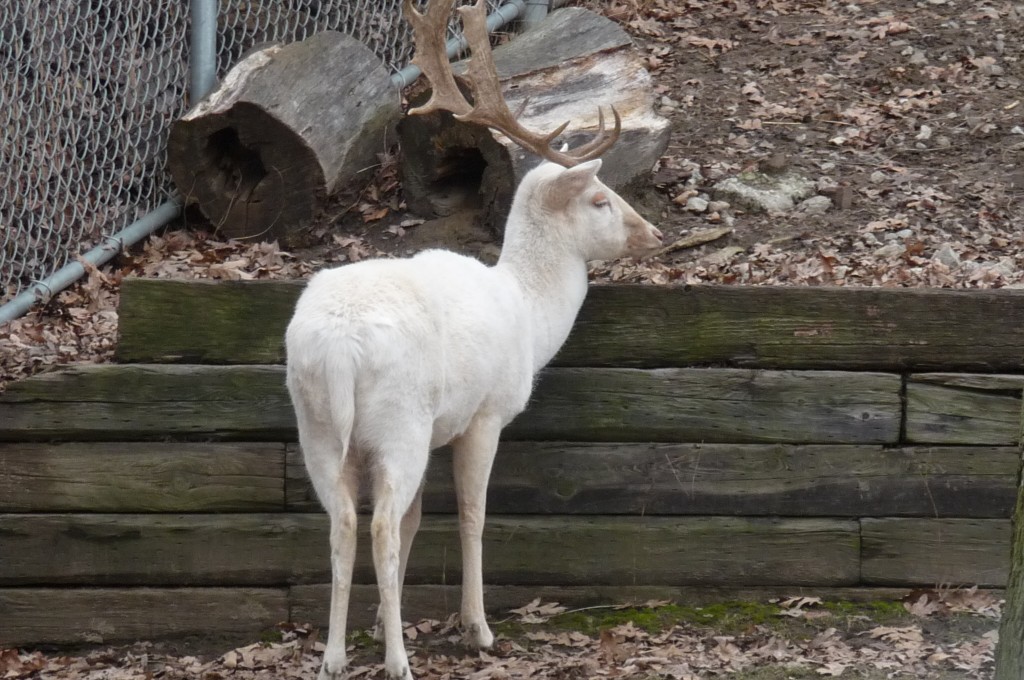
xmin=404 ymin=0 xmax=620 ymax=167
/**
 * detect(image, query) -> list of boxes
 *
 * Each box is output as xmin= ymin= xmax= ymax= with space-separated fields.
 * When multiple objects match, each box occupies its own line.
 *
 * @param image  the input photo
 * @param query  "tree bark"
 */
xmin=398 ymin=7 xmax=671 ymax=231
xmin=995 ymin=414 xmax=1024 ymax=679
xmin=168 ymin=31 xmax=401 ymax=244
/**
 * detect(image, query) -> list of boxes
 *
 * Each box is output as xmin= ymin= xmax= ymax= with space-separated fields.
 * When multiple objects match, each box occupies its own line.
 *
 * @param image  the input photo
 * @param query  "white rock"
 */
xmin=896 ymin=228 xmax=913 ymax=239
xmin=712 ymin=172 xmax=816 ymax=214
xmin=933 ymin=243 xmax=960 ymax=268
xmin=797 ymin=195 xmax=833 ymax=215
xmin=707 ymin=200 xmax=731 ymax=213
xmin=870 ymin=171 xmax=887 ymax=183
xmin=874 ymin=243 xmax=906 ymax=258
xmin=685 ymin=196 xmax=710 ymax=213
xmin=995 ymin=258 xmax=1016 ymax=277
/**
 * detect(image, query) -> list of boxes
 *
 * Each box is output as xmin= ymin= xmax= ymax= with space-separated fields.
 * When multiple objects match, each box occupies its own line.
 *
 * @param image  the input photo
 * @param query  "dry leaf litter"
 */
xmin=0 ymin=590 xmax=1004 ymax=679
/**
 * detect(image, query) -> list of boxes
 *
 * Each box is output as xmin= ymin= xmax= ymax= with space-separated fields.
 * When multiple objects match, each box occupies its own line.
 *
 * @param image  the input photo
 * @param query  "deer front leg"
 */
xmin=451 ymin=414 xmax=501 ymax=649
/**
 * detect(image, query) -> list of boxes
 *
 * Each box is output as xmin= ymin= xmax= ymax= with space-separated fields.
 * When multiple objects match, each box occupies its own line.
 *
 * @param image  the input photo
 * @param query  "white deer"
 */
xmin=285 ymin=1 xmax=663 ymax=678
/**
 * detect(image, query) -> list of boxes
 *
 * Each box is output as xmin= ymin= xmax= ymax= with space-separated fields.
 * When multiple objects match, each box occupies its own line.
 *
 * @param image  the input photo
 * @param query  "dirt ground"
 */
xmin=0 ymin=591 xmax=1003 ymax=679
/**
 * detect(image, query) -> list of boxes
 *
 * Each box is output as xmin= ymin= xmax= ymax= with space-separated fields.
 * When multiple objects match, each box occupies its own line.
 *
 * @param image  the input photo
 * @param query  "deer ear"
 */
xmin=549 ymin=159 xmax=603 ymax=199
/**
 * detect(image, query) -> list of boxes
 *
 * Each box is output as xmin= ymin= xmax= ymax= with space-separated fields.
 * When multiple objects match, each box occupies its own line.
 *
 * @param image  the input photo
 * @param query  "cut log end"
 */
xmin=167 ymin=31 xmax=401 ymax=245
xmin=398 ymin=7 xmax=670 ymax=231
xmin=169 ymin=105 xmax=325 ymax=243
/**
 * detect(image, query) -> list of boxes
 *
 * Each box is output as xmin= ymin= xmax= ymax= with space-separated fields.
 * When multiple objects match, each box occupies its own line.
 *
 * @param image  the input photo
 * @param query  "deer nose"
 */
xmin=651 ymin=226 xmax=664 ymax=242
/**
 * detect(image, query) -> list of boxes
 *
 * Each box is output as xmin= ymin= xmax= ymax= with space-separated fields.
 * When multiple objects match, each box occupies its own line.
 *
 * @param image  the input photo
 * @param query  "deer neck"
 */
xmin=496 ymin=215 xmax=590 ymax=371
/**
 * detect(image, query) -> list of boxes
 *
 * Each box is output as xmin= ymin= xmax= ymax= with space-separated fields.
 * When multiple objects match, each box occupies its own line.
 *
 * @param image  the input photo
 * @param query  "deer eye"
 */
xmin=591 ymin=192 xmax=610 ymax=208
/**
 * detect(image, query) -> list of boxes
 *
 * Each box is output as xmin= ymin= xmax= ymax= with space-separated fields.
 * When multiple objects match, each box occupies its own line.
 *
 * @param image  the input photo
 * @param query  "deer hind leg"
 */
xmin=371 ymin=433 xmax=431 ymax=680
xmin=297 ymin=420 xmax=359 ymax=680
xmin=373 ymin=485 xmax=423 ymax=642
xmin=451 ymin=414 xmax=502 ymax=649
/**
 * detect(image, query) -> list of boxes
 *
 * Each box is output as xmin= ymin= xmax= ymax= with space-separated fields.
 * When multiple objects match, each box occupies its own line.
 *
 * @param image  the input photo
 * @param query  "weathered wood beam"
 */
xmin=0 ymin=442 xmax=285 ymax=512
xmin=115 ymin=278 xmax=1024 ymax=372
xmin=861 ymin=518 xmax=1011 ymax=587
xmin=284 ymin=443 xmax=1019 ymax=518
xmin=905 ymin=373 xmax=1024 ymax=445
xmin=0 ymin=365 xmax=901 ymax=444
xmin=167 ymin=32 xmax=400 ymax=243
xmin=0 ymin=514 xmax=860 ymax=588
xmin=2 ymin=440 xmax=1011 ymax=517
xmin=0 ymin=587 xmax=288 ymax=647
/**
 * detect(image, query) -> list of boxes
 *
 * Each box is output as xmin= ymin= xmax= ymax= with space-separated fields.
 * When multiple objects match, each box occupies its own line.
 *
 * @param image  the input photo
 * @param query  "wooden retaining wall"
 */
xmin=2 ymin=279 xmax=1023 ymax=646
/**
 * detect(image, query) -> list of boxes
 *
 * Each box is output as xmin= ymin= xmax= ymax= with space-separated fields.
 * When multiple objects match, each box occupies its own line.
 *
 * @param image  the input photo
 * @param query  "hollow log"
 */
xmin=398 ymin=7 xmax=671 ymax=229
xmin=168 ymin=31 xmax=401 ymax=244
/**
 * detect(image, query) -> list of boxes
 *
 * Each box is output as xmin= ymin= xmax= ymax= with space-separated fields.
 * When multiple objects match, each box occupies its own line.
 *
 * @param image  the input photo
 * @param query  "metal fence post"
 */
xmin=190 ymin=0 xmax=219 ymax=101
xmin=522 ymin=0 xmax=551 ymax=30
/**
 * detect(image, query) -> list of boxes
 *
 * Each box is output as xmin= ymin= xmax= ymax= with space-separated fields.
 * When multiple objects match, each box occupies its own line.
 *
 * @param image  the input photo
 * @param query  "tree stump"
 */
xmin=996 ymin=439 xmax=1024 ymax=679
xmin=168 ymin=31 xmax=401 ymax=244
xmin=398 ymin=7 xmax=671 ymax=229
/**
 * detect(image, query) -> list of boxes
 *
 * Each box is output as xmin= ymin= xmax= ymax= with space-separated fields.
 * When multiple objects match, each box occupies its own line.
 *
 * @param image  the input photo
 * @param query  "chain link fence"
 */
xmin=1 ymin=0 xmax=505 ymax=309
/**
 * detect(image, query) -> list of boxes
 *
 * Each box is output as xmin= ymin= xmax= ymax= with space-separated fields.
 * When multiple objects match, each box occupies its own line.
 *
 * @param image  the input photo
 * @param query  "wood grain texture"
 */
xmin=400 ymin=7 xmax=669 ymax=225
xmin=0 ymin=364 xmax=294 ymax=441
xmin=0 ymin=587 xmax=287 ymax=646
xmin=117 ymin=280 xmax=299 ymax=364
xmin=861 ymin=518 xmax=1012 ymax=587
xmin=0 ymin=442 xmax=285 ymax=512
xmin=115 ymin=279 xmax=1024 ymax=371
xmin=905 ymin=373 xmax=1024 ymax=445
xmin=0 ymin=365 xmax=900 ymax=444
xmin=505 ymin=368 xmax=901 ymax=444
xmin=0 ymin=514 xmax=859 ymax=588
xmin=286 ymin=443 xmax=1018 ymax=518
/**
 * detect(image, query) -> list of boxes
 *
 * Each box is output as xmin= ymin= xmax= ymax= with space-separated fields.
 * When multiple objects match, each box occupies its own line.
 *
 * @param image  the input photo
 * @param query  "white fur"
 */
xmin=285 ymin=159 xmax=662 ymax=680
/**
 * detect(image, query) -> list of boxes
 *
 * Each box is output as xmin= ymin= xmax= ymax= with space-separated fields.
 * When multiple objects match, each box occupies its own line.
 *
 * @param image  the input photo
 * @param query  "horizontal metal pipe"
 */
xmin=0 ymin=199 xmax=183 ymax=325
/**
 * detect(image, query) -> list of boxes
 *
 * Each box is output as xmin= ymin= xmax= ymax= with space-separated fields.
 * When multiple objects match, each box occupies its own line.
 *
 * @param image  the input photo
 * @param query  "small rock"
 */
xmin=707 ymin=200 xmax=731 ymax=213
xmin=874 ymin=242 xmax=906 ymax=258
xmin=712 ymin=172 xmax=816 ymax=214
xmin=798 ymin=195 xmax=833 ymax=215
xmin=685 ymin=196 xmax=710 ymax=213
xmin=702 ymin=245 xmax=745 ymax=267
xmin=994 ymin=258 xmax=1015 ymax=277
xmin=915 ymin=125 xmax=933 ymax=141
xmin=933 ymin=243 xmax=961 ymax=268
xmin=861 ymin=232 xmax=880 ymax=246
xmin=896 ymin=228 xmax=913 ymax=239
xmin=870 ymin=171 xmax=887 ymax=183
